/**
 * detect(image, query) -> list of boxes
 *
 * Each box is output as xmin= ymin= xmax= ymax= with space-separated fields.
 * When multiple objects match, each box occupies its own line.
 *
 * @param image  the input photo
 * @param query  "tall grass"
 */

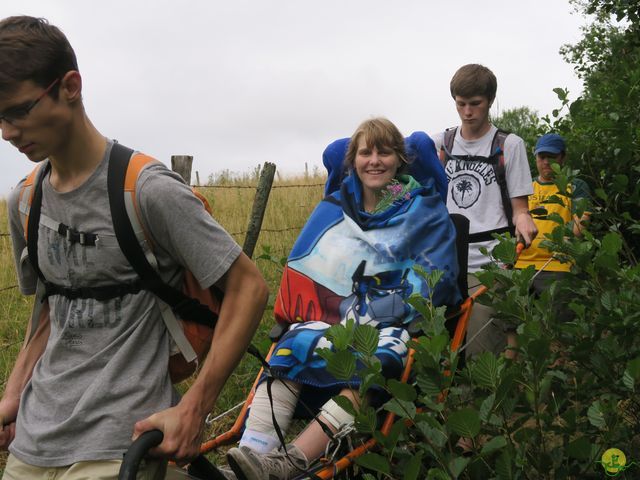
xmin=0 ymin=172 xmax=326 ymax=468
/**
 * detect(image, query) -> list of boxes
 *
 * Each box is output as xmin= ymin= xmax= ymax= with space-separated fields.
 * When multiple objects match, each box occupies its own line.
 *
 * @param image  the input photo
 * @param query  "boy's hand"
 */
xmin=132 ymin=404 xmax=206 ymax=464
xmin=514 ymin=211 xmax=538 ymax=247
xmin=0 ymin=418 xmax=17 ymax=450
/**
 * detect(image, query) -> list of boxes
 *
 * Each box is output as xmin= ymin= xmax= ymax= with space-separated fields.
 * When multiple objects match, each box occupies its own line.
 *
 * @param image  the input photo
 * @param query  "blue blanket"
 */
xmin=269 ymin=171 xmax=460 ymax=394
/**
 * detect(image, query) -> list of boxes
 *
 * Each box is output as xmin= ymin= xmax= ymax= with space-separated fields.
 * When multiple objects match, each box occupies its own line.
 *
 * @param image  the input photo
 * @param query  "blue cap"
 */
xmin=534 ymin=133 xmax=566 ymax=155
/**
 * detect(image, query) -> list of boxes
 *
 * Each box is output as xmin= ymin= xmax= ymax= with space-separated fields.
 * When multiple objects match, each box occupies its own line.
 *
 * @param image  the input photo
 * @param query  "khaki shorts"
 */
xmin=2 ymin=454 xmax=183 ymax=480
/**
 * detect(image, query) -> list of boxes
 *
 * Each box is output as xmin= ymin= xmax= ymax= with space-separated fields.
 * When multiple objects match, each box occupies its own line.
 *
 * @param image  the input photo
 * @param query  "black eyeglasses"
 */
xmin=0 ymin=78 xmax=60 ymax=126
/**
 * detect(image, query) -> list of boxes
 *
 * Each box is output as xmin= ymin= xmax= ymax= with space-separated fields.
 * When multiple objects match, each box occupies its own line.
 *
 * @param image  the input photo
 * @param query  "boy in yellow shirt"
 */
xmin=516 ymin=133 xmax=590 ymax=296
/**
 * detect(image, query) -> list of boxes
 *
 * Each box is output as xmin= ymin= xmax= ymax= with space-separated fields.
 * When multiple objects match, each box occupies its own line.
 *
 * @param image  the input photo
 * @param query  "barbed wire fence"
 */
xmin=197 ymin=182 xmax=324 ymax=189
xmin=0 ymin=177 xmax=323 ymax=294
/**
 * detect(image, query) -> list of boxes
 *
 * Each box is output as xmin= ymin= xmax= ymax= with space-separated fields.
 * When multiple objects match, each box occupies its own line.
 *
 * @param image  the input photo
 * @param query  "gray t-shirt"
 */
xmin=7 ymin=140 xmax=242 ymax=467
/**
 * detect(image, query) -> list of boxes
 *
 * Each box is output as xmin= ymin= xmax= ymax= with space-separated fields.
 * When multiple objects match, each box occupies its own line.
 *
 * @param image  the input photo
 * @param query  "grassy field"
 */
xmin=0 ymin=171 xmax=326 ymax=469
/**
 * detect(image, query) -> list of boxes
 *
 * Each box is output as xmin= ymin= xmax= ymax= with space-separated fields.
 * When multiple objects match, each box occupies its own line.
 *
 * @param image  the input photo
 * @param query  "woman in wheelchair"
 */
xmin=225 ymin=117 xmax=461 ymax=480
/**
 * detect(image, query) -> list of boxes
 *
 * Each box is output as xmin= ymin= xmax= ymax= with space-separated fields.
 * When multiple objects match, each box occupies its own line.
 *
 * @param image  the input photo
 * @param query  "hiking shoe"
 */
xmin=217 ymin=466 xmax=238 ymax=479
xmin=227 ymin=444 xmax=308 ymax=480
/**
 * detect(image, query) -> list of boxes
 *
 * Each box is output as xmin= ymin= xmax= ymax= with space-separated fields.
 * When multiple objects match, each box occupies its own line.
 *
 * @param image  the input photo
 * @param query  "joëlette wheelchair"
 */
xmin=119 ymin=133 xmax=493 ymax=480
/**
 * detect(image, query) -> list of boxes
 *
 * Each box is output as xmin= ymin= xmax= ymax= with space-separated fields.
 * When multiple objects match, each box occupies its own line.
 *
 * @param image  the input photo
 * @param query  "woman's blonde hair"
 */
xmin=344 ymin=117 xmax=408 ymax=173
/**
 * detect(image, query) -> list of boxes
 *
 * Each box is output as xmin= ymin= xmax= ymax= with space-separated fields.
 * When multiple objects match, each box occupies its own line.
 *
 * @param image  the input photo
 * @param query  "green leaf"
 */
xmin=447 ymin=407 xmax=481 ymax=438
xmin=595 ymin=253 xmax=618 ymax=270
xmin=449 ymin=456 xmax=470 ymax=478
xmin=383 ymin=398 xmax=417 ymax=420
xmin=480 ymin=435 xmax=507 ymax=455
xmin=553 ymin=87 xmax=566 ymax=99
xmin=566 ymin=436 xmax=591 ymax=460
xmin=546 ymin=212 xmax=565 ymax=225
xmin=568 ymin=98 xmax=583 ymax=115
xmin=424 ymin=334 xmax=449 ymax=357
xmin=627 ymin=357 xmax=640 ymax=379
xmin=600 ymin=291 xmax=616 ymax=311
xmin=360 ymin=371 xmax=385 ymax=395
xmin=403 ymin=451 xmax=423 ymax=480
xmin=601 ymin=232 xmax=623 ymax=255
xmin=527 ymin=338 xmax=551 ymax=368
xmin=613 ymin=174 xmax=629 ymax=190
xmin=325 ymin=349 xmax=356 ymax=381
xmin=426 ymin=269 xmax=445 ymax=291
xmin=472 ymin=352 xmax=499 ymax=388
xmin=355 ymin=405 xmax=377 ymax=434
xmin=587 ymin=401 xmax=606 ymax=429
xmin=354 ymin=452 xmax=390 ymax=475
xmin=623 ymin=357 xmax=640 ymax=391
xmin=332 ymin=394 xmax=357 ymax=416
xmin=353 ymin=324 xmax=379 ymax=357
xmin=379 ymin=419 xmax=405 ymax=450
xmin=594 ymin=188 xmax=608 ymax=201
xmin=388 ymin=379 xmax=417 ymax=401
xmin=426 ymin=469 xmax=451 ymax=480
xmin=416 ymin=420 xmax=448 ymax=448
xmin=416 ymin=373 xmax=442 ymax=397
xmin=324 ymin=323 xmax=351 ymax=351
xmin=495 ymin=449 xmax=513 ymax=480
xmin=491 ymin=237 xmax=517 ymax=264
xmin=479 ymin=393 xmax=496 ymax=422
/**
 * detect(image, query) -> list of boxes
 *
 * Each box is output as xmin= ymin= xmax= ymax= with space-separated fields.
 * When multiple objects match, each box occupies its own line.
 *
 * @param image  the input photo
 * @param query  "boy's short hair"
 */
xmin=0 ymin=16 xmax=78 ymax=96
xmin=449 ymin=64 xmax=497 ymax=103
xmin=344 ymin=117 xmax=409 ymax=174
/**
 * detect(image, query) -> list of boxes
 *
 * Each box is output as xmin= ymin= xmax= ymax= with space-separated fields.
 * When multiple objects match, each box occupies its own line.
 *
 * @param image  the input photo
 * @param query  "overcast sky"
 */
xmin=0 ymin=0 xmax=587 ymax=197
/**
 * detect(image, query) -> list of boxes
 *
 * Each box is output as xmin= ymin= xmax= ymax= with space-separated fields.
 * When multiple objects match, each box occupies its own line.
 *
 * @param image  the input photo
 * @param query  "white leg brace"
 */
xmin=239 ymin=379 xmax=302 ymax=453
xmin=319 ymin=398 xmax=355 ymax=431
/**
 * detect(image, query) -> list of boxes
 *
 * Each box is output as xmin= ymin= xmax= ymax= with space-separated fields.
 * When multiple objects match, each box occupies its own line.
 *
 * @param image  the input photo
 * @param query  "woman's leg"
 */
xmin=227 ymin=388 xmax=359 ymax=480
xmin=238 ymin=378 xmax=302 ymax=453
xmin=292 ymin=388 xmax=359 ymax=461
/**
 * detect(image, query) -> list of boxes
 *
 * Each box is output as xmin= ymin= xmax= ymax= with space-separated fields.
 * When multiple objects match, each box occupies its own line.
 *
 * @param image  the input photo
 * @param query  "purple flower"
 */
xmin=387 ymin=183 xmax=402 ymax=195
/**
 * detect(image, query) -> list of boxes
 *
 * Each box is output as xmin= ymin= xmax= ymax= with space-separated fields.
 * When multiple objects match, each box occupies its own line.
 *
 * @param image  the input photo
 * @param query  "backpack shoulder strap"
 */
xmin=24 ymin=162 xmax=52 ymax=284
xmin=19 ymin=163 xmax=50 ymax=345
xmin=122 ymin=150 xmax=162 ymax=265
xmin=490 ymin=129 xmax=514 ymax=228
xmin=108 ymin=143 xmax=219 ymax=362
xmin=491 ymin=129 xmax=510 ymax=163
xmin=438 ymin=126 xmax=458 ymax=166
xmin=19 ymin=163 xmax=47 ymax=242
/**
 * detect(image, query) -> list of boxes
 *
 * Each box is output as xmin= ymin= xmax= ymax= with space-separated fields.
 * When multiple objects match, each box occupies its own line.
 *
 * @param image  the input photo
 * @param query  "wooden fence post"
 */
xmin=171 ymin=155 xmax=193 ymax=184
xmin=243 ymin=162 xmax=276 ymax=259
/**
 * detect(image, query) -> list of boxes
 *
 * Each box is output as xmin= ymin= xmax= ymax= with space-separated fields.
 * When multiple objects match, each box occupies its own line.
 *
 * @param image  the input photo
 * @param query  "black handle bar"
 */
xmin=118 ymin=429 xmax=228 ymax=480
xmin=119 ymin=430 xmax=164 ymax=480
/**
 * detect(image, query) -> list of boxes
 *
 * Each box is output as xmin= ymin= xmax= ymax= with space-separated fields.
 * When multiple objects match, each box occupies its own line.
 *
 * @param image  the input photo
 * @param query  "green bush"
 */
xmin=323 ymin=211 xmax=639 ymax=478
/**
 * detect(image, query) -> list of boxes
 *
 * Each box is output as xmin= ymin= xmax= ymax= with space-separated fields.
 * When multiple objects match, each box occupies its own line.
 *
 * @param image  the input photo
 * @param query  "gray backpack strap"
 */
xmin=123 ymin=178 xmax=198 ymax=363
xmin=439 ymin=126 xmax=458 ymax=167
xmin=490 ymin=129 xmax=513 ymax=228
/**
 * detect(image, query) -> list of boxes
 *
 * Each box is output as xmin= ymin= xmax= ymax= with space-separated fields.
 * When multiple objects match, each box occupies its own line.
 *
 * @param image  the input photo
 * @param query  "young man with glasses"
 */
xmin=0 ymin=15 xmax=268 ymax=479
